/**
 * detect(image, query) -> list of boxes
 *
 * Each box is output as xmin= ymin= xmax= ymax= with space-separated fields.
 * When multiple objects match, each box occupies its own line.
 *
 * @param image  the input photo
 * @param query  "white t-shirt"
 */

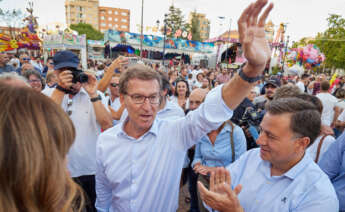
xmin=106 ymin=96 xmax=121 ymax=125
xmin=296 ymin=81 xmax=305 ymax=93
xmin=306 ymin=135 xmax=335 ymax=163
xmin=316 ymin=93 xmax=339 ymax=126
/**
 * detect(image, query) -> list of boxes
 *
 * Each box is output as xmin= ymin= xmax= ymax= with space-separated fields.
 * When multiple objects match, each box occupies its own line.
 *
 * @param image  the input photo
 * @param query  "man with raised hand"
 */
xmin=95 ymin=0 xmax=273 ymax=211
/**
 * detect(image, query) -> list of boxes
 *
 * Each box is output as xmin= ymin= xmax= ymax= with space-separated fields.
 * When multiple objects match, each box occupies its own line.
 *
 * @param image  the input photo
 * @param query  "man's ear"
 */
xmin=296 ymin=137 xmax=310 ymax=152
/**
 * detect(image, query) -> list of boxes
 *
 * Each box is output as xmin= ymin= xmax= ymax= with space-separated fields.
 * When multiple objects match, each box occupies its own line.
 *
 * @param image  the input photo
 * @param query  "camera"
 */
xmin=71 ymin=69 xmax=89 ymax=83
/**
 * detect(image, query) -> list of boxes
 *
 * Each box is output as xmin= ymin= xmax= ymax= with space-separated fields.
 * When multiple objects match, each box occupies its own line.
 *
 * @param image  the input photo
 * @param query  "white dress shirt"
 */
xmin=45 ymin=87 xmax=108 ymax=177
xmin=95 ymin=85 xmax=233 ymax=212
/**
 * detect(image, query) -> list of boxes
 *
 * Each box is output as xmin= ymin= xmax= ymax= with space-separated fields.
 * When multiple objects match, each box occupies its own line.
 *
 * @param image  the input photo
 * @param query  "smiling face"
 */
xmin=28 ymin=74 xmax=42 ymax=92
xmin=121 ymin=78 xmax=160 ymax=135
xmin=176 ymin=81 xmax=188 ymax=97
xmin=256 ymin=112 xmax=306 ymax=171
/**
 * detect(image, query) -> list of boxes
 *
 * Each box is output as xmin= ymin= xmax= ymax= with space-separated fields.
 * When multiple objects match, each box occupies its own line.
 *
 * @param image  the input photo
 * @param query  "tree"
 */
xmin=291 ymin=37 xmax=312 ymax=48
xmin=164 ymin=5 xmax=190 ymax=39
xmin=190 ymin=11 xmax=202 ymax=41
xmin=313 ymin=14 xmax=345 ymax=69
xmin=70 ymin=23 xmax=104 ymax=40
xmin=0 ymin=8 xmax=25 ymax=39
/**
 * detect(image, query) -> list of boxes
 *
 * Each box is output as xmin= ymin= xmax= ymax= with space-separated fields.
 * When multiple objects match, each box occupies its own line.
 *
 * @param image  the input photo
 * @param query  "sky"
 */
xmin=1 ymin=0 xmax=345 ymax=42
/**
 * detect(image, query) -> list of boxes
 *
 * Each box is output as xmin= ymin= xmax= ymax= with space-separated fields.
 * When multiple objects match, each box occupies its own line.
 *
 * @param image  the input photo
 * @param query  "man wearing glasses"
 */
xmin=15 ymin=52 xmax=41 ymax=75
xmin=46 ymin=50 xmax=113 ymax=212
xmin=0 ymin=52 xmax=16 ymax=74
xmin=95 ymin=1 xmax=277 ymax=211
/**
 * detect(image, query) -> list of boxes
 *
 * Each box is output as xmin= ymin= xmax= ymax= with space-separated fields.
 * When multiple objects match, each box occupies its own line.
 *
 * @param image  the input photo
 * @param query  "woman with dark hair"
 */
xmin=170 ymin=79 xmax=190 ymax=111
xmin=0 ymin=84 xmax=84 ymax=212
xmin=22 ymin=69 xmax=45 ymax=92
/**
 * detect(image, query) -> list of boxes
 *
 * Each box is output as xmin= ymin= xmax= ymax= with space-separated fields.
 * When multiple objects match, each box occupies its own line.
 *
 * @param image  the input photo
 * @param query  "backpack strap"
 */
xmin=226 ymin=121 xmax=235 ymax=162
xmin=315 ymin=134 xmax=327 ymax=163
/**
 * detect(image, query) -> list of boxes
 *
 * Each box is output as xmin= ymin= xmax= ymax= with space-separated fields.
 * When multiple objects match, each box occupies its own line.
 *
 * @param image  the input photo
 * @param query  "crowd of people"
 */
xmin=0 ymin=0 xmax=344 ymax=211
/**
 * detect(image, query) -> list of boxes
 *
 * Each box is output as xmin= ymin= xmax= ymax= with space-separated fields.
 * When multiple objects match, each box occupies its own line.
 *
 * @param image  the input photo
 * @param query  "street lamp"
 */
xmin=140 ymin=0 xmax=144 ymax=58
xmin=162 ymin=14 xmax=168 ymax=67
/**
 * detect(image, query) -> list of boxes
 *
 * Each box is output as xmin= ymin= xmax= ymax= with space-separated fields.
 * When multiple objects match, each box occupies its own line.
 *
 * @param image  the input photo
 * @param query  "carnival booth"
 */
xmin=42 ymin=33 xmax=87 ymax=70
xmin=87 ymin=40 xmax=105 ymax=60
xmin=104 ymin=30 xmax=215 ymax=67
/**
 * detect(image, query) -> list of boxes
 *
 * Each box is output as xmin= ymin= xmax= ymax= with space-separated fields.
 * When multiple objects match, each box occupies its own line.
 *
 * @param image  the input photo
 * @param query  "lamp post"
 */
xmin=224 ymin=18 xmax=232 ymax=64
xmin=162 ymin=14 xmax=168 ymax=67
xmin=140 ymin=0 xmax=144 ymax=58
xmin=281 ymin=35 xmax=290 ymax=72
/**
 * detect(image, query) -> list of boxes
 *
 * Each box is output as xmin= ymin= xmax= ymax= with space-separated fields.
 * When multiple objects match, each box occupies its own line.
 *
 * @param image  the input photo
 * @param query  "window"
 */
xmin=115 ymin=24 xmax=118 ymax=27
xmin=114 ymin=11 xmax=118 ymax=15
xmin=121 ymin=12 xmax=127 ymax=16
xmin=108 ymin=10 xmax=112 ymax=14
xmin=101 ymin=16 xmax=104 ymax=20
xmin=79 ymin=6 xmax=83 ymax=12
xmin=115 ymin=18 xmax=118 ymax=22
xmin=121 ymin=25 xmax=127 ymax=29
xmin=121 ymin=19 xmax=127 ymax=23
xmin=101 ymin=23 xmax=106 ymax=27
xmin=108 ymin=17 xmax=112 ymax=21
xmin=108 ymin=23 xmax=112 ymax=27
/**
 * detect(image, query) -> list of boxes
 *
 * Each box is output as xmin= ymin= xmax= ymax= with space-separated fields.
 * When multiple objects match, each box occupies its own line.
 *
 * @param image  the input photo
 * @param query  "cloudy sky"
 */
xmin=1 ymin=0 xmax=345 ymax=42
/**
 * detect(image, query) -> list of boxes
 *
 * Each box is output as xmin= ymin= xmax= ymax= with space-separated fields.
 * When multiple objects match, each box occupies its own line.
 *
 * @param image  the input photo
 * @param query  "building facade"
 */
xmin=188 ymin=12 xmax=210 ymax=41
xmin=98 ymin=7 xmax=130 ymax=33
xmin=65 ymin=0 xmax=99 ymax=30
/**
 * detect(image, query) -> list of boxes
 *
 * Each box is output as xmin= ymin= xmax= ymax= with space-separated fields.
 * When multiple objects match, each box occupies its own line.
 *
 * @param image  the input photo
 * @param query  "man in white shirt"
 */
xmin=296 ymin=73 xmax=309 ymax=93
xmin=95 ymin=1 xmax=274 ymax=211
xmin=316 ymin=80 xmax=341 ymax=127
xmin=48 ymin=50 xmax=112 ymax=212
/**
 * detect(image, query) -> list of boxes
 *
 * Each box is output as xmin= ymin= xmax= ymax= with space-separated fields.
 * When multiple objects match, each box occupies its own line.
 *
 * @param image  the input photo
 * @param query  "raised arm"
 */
xmin=222 ymin=0 xmax=273 ymax=110
xmin=97 ymin=57 xmax=128 ymax=93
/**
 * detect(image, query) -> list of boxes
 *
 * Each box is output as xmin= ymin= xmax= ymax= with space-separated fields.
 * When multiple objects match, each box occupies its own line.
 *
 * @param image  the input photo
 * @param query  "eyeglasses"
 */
xmin=28 ymin=79 xmax=41 ymax=83
xmin=67 ymin=98 xmax=73 ymax=116
xmin=126 ymin=93 xmax=160 ymax=104
xmin=110 ymin=83 xmax=119 ymax=87
xmin=22 ymin=58 xmax=31 ymax=61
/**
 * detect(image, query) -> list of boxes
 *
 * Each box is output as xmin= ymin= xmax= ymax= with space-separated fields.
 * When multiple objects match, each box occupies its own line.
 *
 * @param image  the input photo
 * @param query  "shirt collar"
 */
xmin=283 ymin=153 xmax=312 ymax=180
xmin=118 ymin=117 xmax=159 ymax=140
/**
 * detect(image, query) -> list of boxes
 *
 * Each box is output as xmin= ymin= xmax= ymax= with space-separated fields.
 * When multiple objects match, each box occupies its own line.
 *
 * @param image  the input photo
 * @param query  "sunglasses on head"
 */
xmin=22 ymin=58 xmax=30 ymax=61
xmin=110 ymin=83 xmax=119 ymax=87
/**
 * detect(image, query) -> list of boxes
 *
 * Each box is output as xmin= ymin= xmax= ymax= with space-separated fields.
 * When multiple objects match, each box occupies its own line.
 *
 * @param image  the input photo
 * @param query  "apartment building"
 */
xmin=98 ymin=7 xmax=130 ymax=32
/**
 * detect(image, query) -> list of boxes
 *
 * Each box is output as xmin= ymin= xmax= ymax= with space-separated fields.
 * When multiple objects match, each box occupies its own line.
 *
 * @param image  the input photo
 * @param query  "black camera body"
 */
xmin=239 ymin=107 xmax=264 ymax=128
xmin=71 ymin=69 xmax=89 ymax=83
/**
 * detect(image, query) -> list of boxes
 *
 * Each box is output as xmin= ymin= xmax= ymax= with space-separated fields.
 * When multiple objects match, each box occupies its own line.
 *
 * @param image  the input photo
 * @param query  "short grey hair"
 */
xmin=119 ymin=64 xmax=162 ymax=94
xmin=0 ymin=72 xmax=29 ymax=85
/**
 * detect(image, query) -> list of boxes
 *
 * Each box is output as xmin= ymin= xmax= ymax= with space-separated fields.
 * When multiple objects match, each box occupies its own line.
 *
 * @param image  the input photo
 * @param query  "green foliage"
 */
xmin=190 ymin=11 xmax=202 ymax=41
xmin=292 ymin=37 xmax=312 ymax=48
xmin=314 ymin=14 xmax=345 ymax=69
xmin=70 ymin=23 xmax=104 ymax=40
xmin=164 ymin=5 xmax=190 ymax=39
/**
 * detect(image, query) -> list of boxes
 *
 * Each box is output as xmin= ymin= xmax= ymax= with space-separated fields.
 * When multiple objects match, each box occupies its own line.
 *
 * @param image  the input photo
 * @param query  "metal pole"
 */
xmin=224 ymin=18 xmax=232 ymax=64
xmin=281 ymin=35 xmax=290 ymax=72
xmin=162 ymin=22 xmax=166 ymax=67
xmin=140 ymin=0 xmax=144 ymax=58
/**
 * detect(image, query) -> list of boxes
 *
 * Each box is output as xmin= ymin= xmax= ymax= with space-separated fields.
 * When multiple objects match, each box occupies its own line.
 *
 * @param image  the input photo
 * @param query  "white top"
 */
xmin=306 ymin=135 xmax=335 ymax=163
xmin=106 ymin=96 xmax=121 ymax=125
xmin=296 ymin=81 xmax=305 ymax=93
xmin=170 ymin=95 xmax=190 ymax=110
xmin=45 ymin=87 xmax=108 ymax=177
xmin=316 ymin=92 xmax=339 ymax=126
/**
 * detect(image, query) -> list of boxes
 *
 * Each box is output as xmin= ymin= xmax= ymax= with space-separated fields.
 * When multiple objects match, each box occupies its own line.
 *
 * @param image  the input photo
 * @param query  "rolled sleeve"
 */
xmin=173 ymin=85 xmax=233 ymax=151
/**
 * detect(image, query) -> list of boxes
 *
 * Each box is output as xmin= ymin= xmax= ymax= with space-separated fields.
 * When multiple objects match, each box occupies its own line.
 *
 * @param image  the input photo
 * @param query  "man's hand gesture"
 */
xmin=198 ymin=167 xmax=243 ymax=212
xmin=238 ymin=0 xmax=274 ymax=76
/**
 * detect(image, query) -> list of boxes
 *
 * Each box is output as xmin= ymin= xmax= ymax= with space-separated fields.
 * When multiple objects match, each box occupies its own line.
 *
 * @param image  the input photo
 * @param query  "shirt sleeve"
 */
xmin=233 ymin=125 xmax=247 ymax=160
xmin=95 ymin=140 xmax=113 ymax=212
xmin=192 ymin=143 xmax=202 ymax=168
xmin=337 ymin=110 xmax=345 ymax=122
xmin=319 ymin=132 xmax=345 ymax=180
xmin=171 ymin=85 xmax=233 ymax=151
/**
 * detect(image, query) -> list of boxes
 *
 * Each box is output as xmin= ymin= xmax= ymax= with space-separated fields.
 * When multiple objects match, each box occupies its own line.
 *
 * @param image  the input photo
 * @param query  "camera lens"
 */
xmin=78 ymin=73 xmax=89 ymax=83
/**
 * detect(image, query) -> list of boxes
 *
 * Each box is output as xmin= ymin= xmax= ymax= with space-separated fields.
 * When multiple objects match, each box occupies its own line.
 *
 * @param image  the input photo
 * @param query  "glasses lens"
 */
xmin=111 ymin=83 xmax=118 ymax=87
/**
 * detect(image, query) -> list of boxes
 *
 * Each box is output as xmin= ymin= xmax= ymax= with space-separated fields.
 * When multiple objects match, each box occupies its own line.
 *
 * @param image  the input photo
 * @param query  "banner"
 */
xmin=43 ymin=34 xmax=86 ymax=49
xmin=104 ymin=30 xmax=215 ymax=53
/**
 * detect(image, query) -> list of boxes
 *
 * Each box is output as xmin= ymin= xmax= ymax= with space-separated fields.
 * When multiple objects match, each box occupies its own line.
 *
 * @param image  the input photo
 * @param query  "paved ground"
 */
xmin=177 ymin=183 xmax=191 ymax=212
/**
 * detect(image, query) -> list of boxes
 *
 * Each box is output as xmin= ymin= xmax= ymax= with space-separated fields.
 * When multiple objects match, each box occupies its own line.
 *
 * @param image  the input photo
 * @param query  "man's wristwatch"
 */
xmin=90 ymin=95 xmax=102 ymax=102
xmin=238 ymin=68 xmax=261 ymax=83
xmin=55 ymin=85 xmax=71 ymax=94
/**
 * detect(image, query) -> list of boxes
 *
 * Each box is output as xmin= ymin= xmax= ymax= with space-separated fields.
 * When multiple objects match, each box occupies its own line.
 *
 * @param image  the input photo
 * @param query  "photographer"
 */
xmin=47 ymin=50 xmax=112 ymax=212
